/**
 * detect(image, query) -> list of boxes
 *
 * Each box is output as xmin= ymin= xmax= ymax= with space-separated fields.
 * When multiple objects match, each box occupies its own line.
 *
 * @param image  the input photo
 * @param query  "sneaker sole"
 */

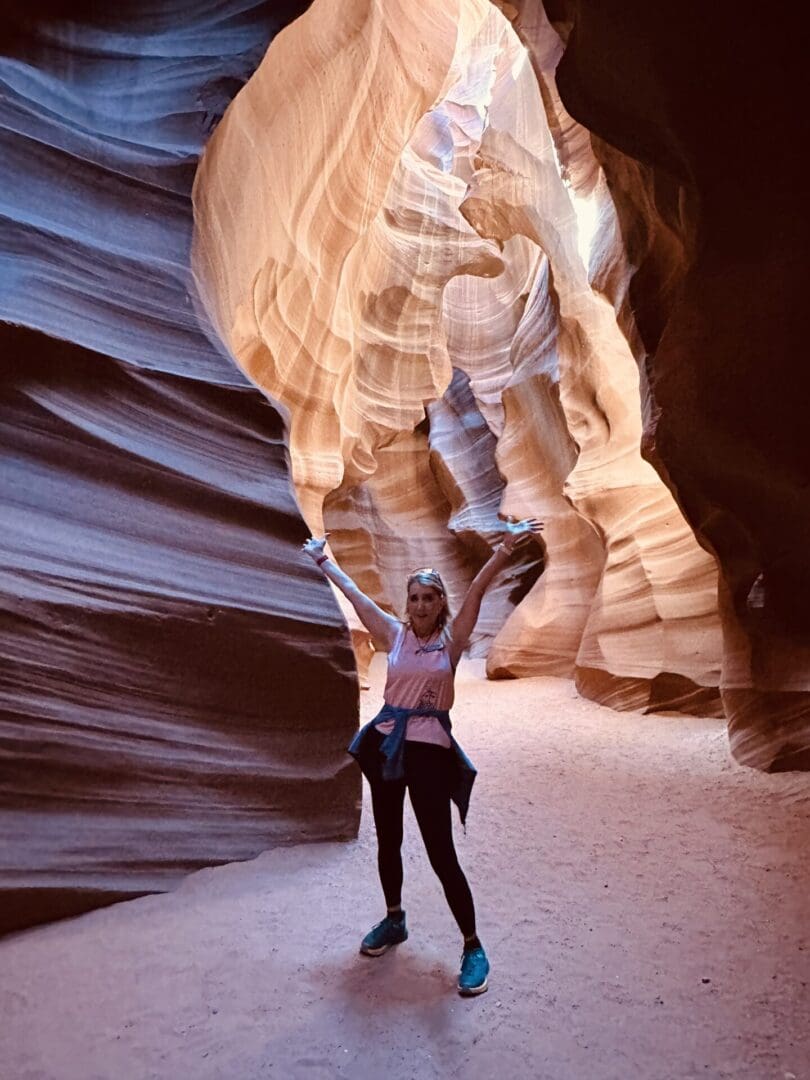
xmin=359 ymin=933 xmax=408 ymax=957
xmin=458 ymin=977 xmax=488 ymax=996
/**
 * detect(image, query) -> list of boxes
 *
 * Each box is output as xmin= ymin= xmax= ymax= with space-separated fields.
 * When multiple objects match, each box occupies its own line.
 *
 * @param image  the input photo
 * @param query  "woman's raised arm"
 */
xmin=303 ymin=536 xmax=401 ymax=651
xmin=447 ymin=518 xmax=544 ymax=668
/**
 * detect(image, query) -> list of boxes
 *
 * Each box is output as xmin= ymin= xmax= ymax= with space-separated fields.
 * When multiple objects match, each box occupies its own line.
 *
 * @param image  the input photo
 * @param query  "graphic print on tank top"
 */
xmin=415 ymin=687 xmax=438 ymax=711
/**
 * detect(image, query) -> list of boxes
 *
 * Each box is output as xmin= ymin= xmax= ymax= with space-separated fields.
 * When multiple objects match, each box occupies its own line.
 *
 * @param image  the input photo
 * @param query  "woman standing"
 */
xmin=303 ymin=518 xmax=542 ymax=996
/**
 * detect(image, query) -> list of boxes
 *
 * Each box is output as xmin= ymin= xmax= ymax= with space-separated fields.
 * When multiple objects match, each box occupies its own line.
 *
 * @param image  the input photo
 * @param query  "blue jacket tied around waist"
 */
xmin=348 ymin=703 xmax=477 ymax=826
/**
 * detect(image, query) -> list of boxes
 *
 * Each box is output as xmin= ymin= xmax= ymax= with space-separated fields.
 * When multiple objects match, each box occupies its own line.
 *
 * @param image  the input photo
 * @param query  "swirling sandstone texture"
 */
xmin=0 ymin=1 xmax=360 ymax=936
xmin=193 ymin=0 xmax=723 ymax=713
xmin=194 ymin=0 xmax=547 ymax=653
xmin=533 ymin=0 xmax=810 ymax=769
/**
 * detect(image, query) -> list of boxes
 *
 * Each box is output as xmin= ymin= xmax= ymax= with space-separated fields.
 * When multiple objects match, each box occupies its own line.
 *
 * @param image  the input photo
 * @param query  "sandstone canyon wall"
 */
xmin=3 ymin=0 xmax=806 ymax=936
xmin=192 ymin=0 xmax=725 ymax=721
xmin=533 ymin=0 xmax=810 ymax=769
xmin=196 ymin=0 xmax=808 ymax=769
xmin=0 ymin=1 xmax=360 ymax=936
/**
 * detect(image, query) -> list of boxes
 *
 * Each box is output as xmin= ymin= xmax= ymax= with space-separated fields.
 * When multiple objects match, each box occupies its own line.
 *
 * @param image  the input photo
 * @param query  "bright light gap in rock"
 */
xmin=547 ymin=127 xmax=599 ymax=269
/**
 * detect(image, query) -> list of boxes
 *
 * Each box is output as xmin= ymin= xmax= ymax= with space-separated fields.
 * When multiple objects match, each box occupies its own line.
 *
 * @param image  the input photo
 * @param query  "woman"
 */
xmin=302 ymin=518 xmax=542 ymax=996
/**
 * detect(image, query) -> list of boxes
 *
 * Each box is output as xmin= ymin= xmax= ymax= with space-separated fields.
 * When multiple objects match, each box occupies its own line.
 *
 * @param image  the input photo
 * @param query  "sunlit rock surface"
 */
xmin=539 ymin=0 xmax=810 ymax=767
xmin=194 ymin=0 xmax=723 ymax=714
xmin=0 ymin=1 xmax=360 ymax=936
xmin=194 ymin=0 xmax=543 ymax=650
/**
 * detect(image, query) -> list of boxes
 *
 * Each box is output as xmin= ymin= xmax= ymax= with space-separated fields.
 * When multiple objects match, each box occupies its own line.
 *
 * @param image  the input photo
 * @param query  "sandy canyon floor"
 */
xmin=2 ymin=656 xmax=808 ymax=1080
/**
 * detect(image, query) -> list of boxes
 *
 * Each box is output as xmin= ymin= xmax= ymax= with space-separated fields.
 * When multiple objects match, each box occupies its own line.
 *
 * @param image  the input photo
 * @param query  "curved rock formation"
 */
xmin=0 ymin=1 xmax=360 ymax=936
xmin=193 ymin=0 xmax=543 ymax=649
xmin=538 ymin=0 xmax=810 ymax=767
xmin=194 ymin=0 xmax=723 ymax=714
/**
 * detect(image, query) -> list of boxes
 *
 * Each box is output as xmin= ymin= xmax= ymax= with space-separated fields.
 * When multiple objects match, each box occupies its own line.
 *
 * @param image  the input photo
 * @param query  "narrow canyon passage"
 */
xmin=4 ymin=0 xmax=809 ymax=945
xmin=3 ymin=656 xmax=807 ymax=1080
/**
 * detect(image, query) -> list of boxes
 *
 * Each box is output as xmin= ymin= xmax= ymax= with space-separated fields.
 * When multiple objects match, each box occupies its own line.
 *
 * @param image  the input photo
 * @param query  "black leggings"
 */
xmin=366 ymin=729 xmax=476 ymax=938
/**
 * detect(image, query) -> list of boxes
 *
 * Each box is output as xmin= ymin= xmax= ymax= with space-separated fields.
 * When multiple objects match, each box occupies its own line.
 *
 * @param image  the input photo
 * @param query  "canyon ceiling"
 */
xmin=1 ymin=0 xmax=807 ymax=934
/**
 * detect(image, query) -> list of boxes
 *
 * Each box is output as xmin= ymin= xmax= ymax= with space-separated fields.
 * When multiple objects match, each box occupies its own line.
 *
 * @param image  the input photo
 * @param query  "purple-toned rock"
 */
xmin=0 ymin=1 xmax=359 ymax=935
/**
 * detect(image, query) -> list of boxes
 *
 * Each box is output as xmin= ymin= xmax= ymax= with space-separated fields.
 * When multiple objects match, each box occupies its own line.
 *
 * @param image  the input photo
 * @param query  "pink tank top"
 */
xmin=375 ymin=624 xmax=454 ymax=748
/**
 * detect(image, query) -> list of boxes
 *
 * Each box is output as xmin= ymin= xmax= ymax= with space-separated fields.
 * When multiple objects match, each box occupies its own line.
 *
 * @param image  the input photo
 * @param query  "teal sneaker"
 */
xmin=359 ymin=912 xmax=408 ymax=956
xmin=458 ymin=945 xmax=489 ymax=996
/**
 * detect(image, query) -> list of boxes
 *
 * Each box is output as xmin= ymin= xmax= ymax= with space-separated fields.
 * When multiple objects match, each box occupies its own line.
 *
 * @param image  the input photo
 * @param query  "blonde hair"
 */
xmin=405 ymin=568 xmax=451 ymax=632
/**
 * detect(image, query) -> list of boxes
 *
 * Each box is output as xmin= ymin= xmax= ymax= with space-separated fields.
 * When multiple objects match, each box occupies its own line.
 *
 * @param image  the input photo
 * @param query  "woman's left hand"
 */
xmin=499 ymin=517 xmax=544 ymax=554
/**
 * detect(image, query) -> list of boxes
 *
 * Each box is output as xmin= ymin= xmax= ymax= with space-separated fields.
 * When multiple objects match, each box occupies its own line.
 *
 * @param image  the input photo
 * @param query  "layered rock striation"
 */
xmin=4 ymin=0 xmax=805 ymax=942
xmin=0 ymin=0 xmax=360 ymax=936
xmin=194 ymin=0 xmax=546 ymax=649
xmin=193 ymin=0 xmax=723 ymax=715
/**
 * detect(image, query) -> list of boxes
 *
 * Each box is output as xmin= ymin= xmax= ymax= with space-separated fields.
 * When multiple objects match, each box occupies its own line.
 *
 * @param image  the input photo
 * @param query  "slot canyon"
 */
xmin=1 ymin=2 xmax=808 ymax=1077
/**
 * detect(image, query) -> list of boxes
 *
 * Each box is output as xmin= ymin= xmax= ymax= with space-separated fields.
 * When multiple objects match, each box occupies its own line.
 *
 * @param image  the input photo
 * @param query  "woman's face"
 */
xmin=406 ymin=584 xmax=444 ymax=635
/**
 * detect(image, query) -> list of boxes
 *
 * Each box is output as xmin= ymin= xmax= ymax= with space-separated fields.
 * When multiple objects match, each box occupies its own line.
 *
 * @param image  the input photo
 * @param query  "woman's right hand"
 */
xmin=302 ymin=534 xmax=330 ymax=562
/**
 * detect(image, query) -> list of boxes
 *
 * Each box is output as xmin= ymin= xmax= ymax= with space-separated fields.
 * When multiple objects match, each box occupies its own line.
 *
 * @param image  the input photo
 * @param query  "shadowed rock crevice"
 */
xmin=534 ymin=0 xmax=809 ymax=767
